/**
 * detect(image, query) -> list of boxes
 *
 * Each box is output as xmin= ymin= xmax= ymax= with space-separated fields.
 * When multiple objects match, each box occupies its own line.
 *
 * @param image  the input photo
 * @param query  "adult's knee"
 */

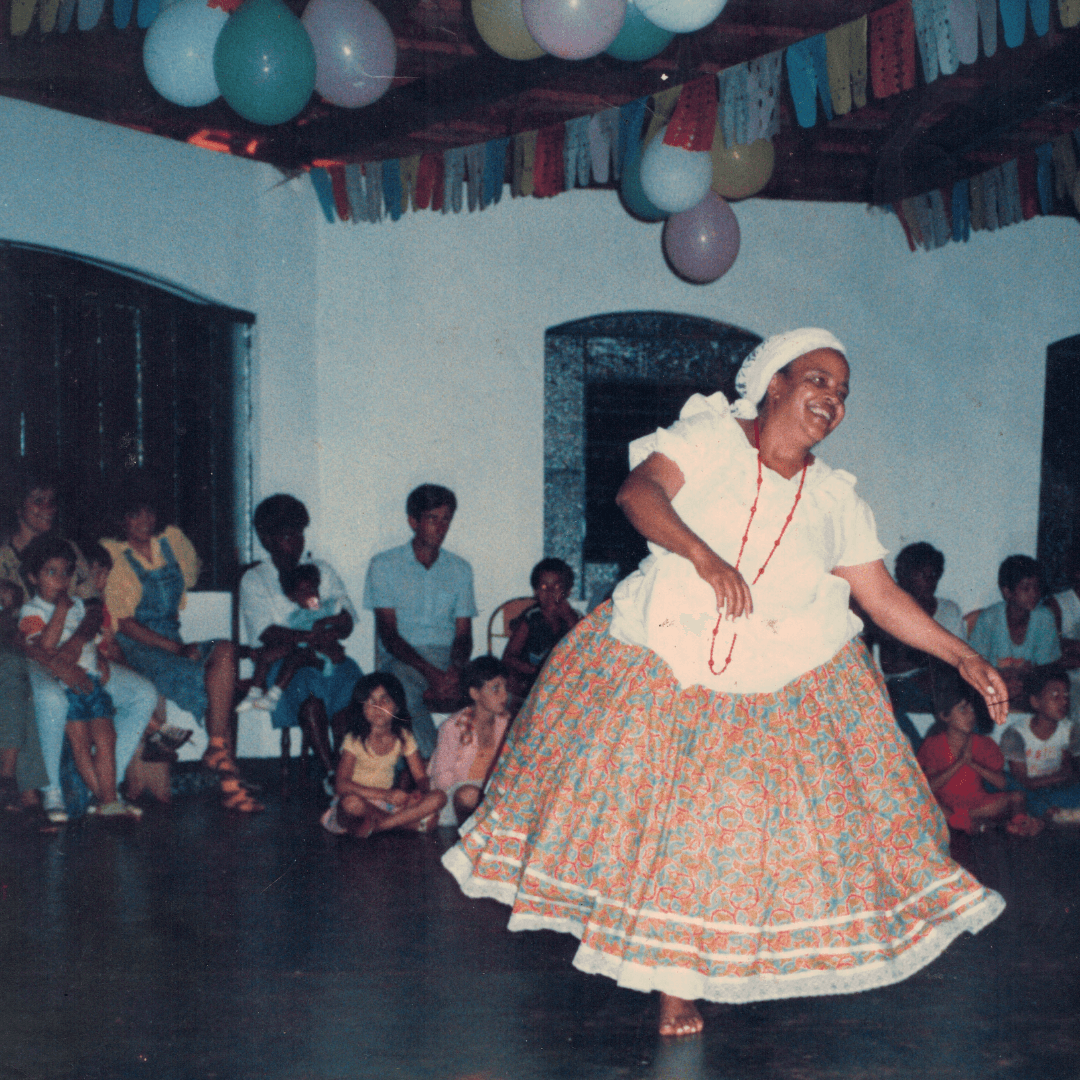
xmin=454 ymin=784 xmax=481 ymax=815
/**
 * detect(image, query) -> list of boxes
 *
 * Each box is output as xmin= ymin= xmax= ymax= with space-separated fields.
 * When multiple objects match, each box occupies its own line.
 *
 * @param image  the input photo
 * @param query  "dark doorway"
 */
xmin=1037 ymin=334 xmax=1080 ymax=593
xmin=544 ymin=312 xmax=760 ymax=606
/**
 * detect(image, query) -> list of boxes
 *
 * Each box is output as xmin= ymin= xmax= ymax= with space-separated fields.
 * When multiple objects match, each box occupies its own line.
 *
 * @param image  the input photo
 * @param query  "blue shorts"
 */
xmin=64 ymin=673 xmax=116 ymax=722
xmin=270 ymin=657 xmax=363 ymax=729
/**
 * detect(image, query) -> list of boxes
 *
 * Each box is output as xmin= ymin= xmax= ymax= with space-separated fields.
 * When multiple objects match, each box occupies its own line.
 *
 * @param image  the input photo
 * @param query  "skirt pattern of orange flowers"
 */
xmin=442 ymin=603 xmax=1004 ymax=1003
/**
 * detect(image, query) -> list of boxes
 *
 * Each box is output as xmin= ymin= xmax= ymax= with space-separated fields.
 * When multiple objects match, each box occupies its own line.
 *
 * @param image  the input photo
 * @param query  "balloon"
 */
xmin=472 ymin=0 xmax=545 ymax=60
xmin=143 ymin=0 xmax=228 ymax=107
xmin=521 ymin=0 xmax=626 ymax=60
xmin=635 ymin=0 xmax=726 ymax=32
xmin=620 ymin=140 xmax=667 ymax=222
xmin=639 ymin=124 xmax=713 ymax=214
xmin=302 ymin=0 xmax=396 ymax=109
xmin=710 ymin=133 xmax=775 ymax=200
xmin=214 ymin=0 xmax=316 ymax=125
xmin=606 ymin=0 xmax=674 ymax=60
xmin=662 ymin=191 xmax=740 ymax=284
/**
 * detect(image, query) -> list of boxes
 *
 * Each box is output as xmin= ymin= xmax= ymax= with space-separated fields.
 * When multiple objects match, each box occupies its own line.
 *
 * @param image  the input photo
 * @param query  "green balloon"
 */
xmin=214 ymin=0 xmax=316 ymax=126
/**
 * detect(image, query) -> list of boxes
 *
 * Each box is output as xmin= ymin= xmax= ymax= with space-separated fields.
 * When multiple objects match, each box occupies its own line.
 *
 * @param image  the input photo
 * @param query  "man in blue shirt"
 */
xmin=363 ymin=485 xmax=476 ymax=757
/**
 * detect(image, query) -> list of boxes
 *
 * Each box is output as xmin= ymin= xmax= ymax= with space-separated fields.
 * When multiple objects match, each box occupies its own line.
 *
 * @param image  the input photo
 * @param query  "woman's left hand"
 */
xmin=957 ymin=653 xmax=1010 ymax=726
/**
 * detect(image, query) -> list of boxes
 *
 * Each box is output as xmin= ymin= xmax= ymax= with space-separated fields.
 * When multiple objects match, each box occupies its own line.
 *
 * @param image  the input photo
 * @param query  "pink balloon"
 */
xmin=302 ymin=0 xmax=396 ymax=109
xmin=662 ymin=192 xmax=740 ymax=284
xmin=522 ymin=0 xmax=626 ymax=60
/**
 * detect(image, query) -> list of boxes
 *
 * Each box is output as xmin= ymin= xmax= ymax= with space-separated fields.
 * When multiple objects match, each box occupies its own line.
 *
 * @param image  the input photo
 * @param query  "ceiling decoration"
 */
xmin=1 ymin=0 xmax=1079 ymax=207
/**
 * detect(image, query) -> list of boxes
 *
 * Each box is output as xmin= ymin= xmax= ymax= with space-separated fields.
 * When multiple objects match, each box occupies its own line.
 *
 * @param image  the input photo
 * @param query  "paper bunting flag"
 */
xmin=533 ymin=125 xmax=565 ymax=198
xmin=910 ymin=0 xmax=959 ymax=82
xmin=11 ymin=0 xmax=36 ymax=33
xmin=564 ymin=116 xmax=591 ymax=190
xmin=717 ymin=65 xmax=749 ymax=146
xmin=976 ymin=0 xmax=997 ymax=55
xmin=1017 ymin=153 xmax=1039 ymax=218
xmin=465 ymin=144 xmax=484 ymax=211
xmin=588 ymin=109 xmax=619 ymax=184
xmin=365 ymin=161 xmax=383 ymax=222
xmin=1061 ymin=0 xmax=1080 ymax=28
xmin=39 ymin=0 xmax=61 ymax=29
xmin=77 ymin=0 xmax=105 ymax=31
xmin=1052 ymin=134 xmax=1077 ymax=201
xmin=893 ymin=203 xmax=918 ymax=251
xmin=928 ymin=189 xmax=950 ymax=246
xmin=644 ymin=86 xmax=682 ymax=147
xmin=1001 ymin=159 xmax=1022 ymax=225
xmin=982 ymin=166 xmax=1001 ymax=231
xmin=57 ymin=0 xmax=76 ymax=31
xmin=113 ymin=0 xmax=132 ymax=27
xmin=326 ymin=165 xmax=350 ymax=222
xmin=382 ymin=159 xmax=403 ymax=221
xmin=826 ymin=18 xmax=868 ymax=115
xmin=309 ymin=169 xmax=336 ymax=223
xmin=137 ymin=0 xmax=158 ymax=28
xmin=1035 ymin=143 xmax=1055 ymax=214
xmin=947 ymin=0 xmax=979 ymax=64
xmin=414 ymin=154 xmax=442 ymax=210
xmin=663 ymin=76 xmax=718 ymax=151
xmin=344 ymin=164 xmax=364 ymax=222
xmin=998 ymin=0 xmax=1026 ymax=46
xmin=618 ymin=99 xmax=649 ymax=178
xmin=399 ymin=155 xmax=420 ymax=213
xmin=443 ymin=148 xmax=465 ymax=214
xmin=786 ymin=35 xmax=833 ymax=128
xmin=484 ymin=138 xmax=509 ymax=206
xmin=513 ymin=131 xmax=537 ymax=198
xmin=900 ymin=197 xmax=930 ymax=248
xmin=951 ymin=179 xmax=971 ymax=241
xmin=746 ymin=51 xmax=784 ymax=142
xmin=870 ymin=0 xmax=916 ymax=99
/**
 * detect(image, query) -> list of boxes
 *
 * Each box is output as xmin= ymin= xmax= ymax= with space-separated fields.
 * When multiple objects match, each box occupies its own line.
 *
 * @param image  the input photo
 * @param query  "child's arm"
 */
xmin=502 ymin=618 xmax=537 ymax=678
xmin=37 ymin=595 xmax=73 ymax=653
xmin=333 ymin=751 xmax=406 ymax=805
xmin=405 ymin=751 xmax=433 ymax=794
xmin=923 ymin=756 xmax=965 ymax=794
xmin=967 ymin=760 xmax=1008 ymax=790
xmin=1007 ymin=757 xmax=1071 ymax=789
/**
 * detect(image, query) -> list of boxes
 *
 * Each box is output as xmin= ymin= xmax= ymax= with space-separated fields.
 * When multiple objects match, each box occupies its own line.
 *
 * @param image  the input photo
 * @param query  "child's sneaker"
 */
xmin=1050 ymin=807 xmax=1080 ymax=825
xmin=42 ymin=787 xmax=68 ymax=824
xmin=235 ymin=686 xmax=266 ymax=713
xmin=254 ymin=685 xmax=283 ymax=712
xmin=97 ymin=800 xmax=144 ymax=820
xmin=320 ymin=799 xmax=347 ymax=835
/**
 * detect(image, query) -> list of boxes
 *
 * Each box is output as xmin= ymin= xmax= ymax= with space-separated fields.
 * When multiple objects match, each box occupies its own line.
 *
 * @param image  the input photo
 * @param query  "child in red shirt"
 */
xmin=917 ymin=684 xmax=1042 ymax=835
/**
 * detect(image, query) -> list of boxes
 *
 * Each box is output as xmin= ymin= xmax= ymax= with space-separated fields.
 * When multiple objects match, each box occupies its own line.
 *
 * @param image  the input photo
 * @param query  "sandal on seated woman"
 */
xmin=102 ymin=479 xmax=262 ymax=813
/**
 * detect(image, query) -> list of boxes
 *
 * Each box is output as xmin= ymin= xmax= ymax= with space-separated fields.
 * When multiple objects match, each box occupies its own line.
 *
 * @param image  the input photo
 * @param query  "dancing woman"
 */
xmin=443 ymin=329 xmax=1007 ymax=1036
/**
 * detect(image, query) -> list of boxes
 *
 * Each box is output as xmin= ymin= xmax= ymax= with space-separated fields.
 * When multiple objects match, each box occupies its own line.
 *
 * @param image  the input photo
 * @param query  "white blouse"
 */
xmin=608 ymin=392 xmax=887 ymax=695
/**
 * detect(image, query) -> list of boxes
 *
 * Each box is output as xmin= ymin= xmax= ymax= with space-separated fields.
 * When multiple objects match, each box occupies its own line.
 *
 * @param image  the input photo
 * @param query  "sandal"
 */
xmin=220 ymin=777 xmax=264 ymax=813
xmin=202 ymin=742 xmax=240 ymax=775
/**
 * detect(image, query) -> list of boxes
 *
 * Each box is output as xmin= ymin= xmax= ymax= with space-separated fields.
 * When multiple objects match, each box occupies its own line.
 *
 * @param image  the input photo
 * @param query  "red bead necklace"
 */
xmin=707 ymin=419 xmax=809 ymax=677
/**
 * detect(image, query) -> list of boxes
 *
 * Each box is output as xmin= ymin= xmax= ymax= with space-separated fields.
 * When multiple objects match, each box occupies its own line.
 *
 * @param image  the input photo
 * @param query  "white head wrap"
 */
xmin=731 ymin=328 xmax=847 ymax=420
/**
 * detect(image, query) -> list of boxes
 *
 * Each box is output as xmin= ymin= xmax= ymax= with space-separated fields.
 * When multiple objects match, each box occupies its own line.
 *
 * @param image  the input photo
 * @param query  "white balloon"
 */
xmin=639 ymin=125 xmax=713 ymax=214
xmin=635 ymin=0 xmax=727 ymax=33
xmin=143 ymin=0 xmax=228 ymax=108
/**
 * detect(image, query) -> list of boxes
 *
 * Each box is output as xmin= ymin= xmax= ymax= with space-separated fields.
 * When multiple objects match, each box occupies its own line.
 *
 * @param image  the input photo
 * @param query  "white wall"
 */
xmin=4 ymin=95 xmax=1077 ymax=676
xmin=315 ymin=191 xmax=1080 ymax=665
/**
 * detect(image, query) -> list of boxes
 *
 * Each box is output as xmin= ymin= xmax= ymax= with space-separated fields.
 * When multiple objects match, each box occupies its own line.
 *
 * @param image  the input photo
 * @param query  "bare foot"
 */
xmin=658 ymin=993 xmax=703 ymax=1037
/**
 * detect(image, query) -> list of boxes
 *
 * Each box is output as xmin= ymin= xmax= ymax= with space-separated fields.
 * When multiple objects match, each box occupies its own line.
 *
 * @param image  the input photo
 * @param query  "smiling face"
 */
xmin=763 ymin=348 xmax=849 ymax=446
xmin=19 ymin=487 xmax=58 ymax=538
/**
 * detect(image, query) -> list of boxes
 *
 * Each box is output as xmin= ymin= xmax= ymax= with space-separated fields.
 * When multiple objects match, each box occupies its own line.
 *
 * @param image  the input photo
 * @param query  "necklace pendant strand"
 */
xmin=708 ymin=422 xmax=808 ymax=677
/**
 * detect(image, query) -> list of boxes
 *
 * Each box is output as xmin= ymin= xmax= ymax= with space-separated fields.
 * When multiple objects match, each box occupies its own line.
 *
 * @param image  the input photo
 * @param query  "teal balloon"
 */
xmin=605 ymin=0 xmax=674 ymax=61
xmin=213 ymin=0 xmax=316 ymax=125
xmin=619 ymin=140 xmax=667 ymax=222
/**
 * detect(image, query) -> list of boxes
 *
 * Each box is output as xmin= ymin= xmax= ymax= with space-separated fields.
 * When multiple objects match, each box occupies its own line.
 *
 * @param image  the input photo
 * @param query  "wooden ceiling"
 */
xmin=1 ymin=0 xmax=1079 ymax=205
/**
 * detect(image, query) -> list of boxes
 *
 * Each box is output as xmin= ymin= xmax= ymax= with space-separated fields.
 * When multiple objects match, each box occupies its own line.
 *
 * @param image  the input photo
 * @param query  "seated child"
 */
xmin=320 ymin=672 xmax=445 ymax=838
xmin=969 ymin=554 xmax=1060 ymax=710
xmin=503 ymin=558 xmax=581 ymax=704
xmin=17 ymin=535 xmax=140 ymax=819
xmin=429 ymin=655 xmax=511 ymax=827
xmin=238 ymin=563 xmax=358 ymax=719
xmin=1001 ymin=667 xmax=1080 ymax=822
xmin=916 ymin=680 xmax=1042 ymax=836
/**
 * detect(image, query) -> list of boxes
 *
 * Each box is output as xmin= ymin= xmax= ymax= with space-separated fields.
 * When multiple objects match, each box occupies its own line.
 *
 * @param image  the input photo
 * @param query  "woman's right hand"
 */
xmin=690 ymin=545 xmax=754 ymax=620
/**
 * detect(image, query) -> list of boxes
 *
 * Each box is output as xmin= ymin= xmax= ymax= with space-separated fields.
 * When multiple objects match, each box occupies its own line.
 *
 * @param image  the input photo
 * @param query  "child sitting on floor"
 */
xmin=429 ymin=655 xmax=511 ymax=827
xmin=237 ymin=563 xmax=356 ymax=716
xmin=320 ymin=672 xmax=446 ymax=837
xmin=502 ymin=558 xmax=580 ymax=703
xmin=17 ymin=535 xmax=140 ymax=819
xmin=1001 ymin=667 xmax=1080 ymax=823
xmin=917 ymin=679 xmax=1041 ymax=836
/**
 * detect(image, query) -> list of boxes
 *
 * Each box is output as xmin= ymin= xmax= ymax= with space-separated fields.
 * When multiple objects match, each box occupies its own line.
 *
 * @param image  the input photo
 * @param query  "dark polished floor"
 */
xmin=3 ymin=763 xmax=1080 ymax=1080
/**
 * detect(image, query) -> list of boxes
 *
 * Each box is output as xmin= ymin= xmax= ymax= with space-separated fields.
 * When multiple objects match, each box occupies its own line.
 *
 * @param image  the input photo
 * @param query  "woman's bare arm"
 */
xmin=834 ymin=560 xmax=1009 ymax=725
xmin=616 ymin=452 xmax=754 ymax=619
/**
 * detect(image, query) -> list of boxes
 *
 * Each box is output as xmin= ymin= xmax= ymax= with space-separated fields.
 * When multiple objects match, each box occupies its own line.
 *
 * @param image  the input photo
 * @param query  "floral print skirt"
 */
xmin=442 ymin=603 xmax=1004 ymax=1004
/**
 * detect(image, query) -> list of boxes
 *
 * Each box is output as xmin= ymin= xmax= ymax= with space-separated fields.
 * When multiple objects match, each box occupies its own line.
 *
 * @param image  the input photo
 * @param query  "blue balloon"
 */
xmin=605 ymin=0 xmax=674 ymax=61
xmin=619 ymin=140 xmax=667 ymax=222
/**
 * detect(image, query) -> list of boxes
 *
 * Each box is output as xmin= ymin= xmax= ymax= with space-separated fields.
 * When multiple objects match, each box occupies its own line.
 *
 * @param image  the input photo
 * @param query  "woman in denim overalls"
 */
xmin=106 ymin=487 xmax=262 ymax=812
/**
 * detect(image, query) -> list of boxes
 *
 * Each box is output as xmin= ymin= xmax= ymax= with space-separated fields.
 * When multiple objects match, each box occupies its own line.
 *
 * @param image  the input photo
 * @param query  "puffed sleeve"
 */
xmin=628 ymin=392 xmax=738 ymax=478
xmin=402 ymin=730 xmax=418 ymax=757
xmin=999 ymin=727 xmax=1025 ymax=764
xmin=101 ymin=539 xmax=142 ymax=623
xmin=824 ymin=470 xmax=889 ymax=568
xmin=166 ymin=526 xmax=202 ymax=591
